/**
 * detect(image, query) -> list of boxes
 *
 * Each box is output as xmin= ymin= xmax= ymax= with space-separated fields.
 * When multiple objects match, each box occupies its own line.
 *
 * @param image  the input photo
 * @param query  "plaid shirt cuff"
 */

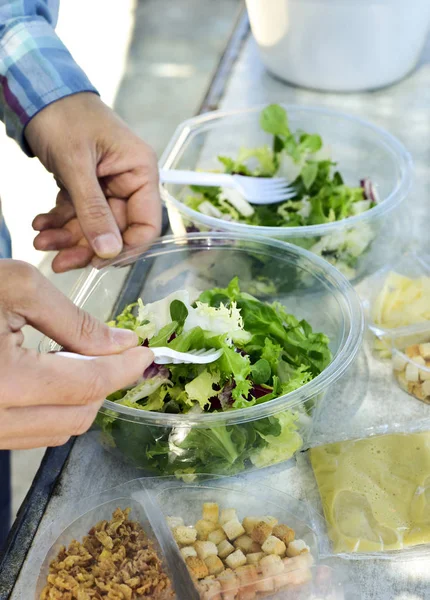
xmin=0 ymin=17 xmax=99 ymax=155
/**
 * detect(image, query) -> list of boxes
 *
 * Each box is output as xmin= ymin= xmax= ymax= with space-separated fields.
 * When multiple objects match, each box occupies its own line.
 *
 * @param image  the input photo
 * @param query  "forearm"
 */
xmin=0 ymin=0 xmax=98 ymax=154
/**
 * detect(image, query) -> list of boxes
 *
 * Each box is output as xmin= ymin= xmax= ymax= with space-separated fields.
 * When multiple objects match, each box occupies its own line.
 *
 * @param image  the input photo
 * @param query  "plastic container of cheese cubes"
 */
xmin=31 ymin=476 xmax=361 ymax=600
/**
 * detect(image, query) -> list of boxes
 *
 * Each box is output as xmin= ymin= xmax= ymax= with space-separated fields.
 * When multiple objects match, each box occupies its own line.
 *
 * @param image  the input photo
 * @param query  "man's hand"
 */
xmin=0 ymin=260 xmax=153 ymax=450
xmin=25 ymin=93 xmax=161 ymax=273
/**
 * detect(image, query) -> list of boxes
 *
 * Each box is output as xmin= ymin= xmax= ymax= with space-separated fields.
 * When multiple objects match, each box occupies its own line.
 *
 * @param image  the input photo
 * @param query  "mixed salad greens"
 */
xmin=183 ymin=104 xmax=379 ymax=279
xmin=96 ymin=278 xmax=331 ymax=477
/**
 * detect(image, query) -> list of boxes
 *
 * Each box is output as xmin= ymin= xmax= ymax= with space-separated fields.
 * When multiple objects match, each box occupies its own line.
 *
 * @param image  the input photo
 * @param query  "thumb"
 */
xmin=63 ymin=158 xmax=123 ymax=259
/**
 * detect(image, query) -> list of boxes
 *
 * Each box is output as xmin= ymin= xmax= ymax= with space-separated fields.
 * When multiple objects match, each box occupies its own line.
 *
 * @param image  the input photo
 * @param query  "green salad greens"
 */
xmin=185 ymin=104 xmax=379 ymax=228
xmin=96 ymin=278 xmax=331 ymax=477
xmin=183 ymin=104 xmax=379 ymax=280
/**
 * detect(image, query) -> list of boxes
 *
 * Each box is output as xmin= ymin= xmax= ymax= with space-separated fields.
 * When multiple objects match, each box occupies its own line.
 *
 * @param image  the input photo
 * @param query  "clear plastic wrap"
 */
xmin=33 ymin=476 xmax=361 ymax=599
xmin=298 ymin=427 xmax=430 ymax=560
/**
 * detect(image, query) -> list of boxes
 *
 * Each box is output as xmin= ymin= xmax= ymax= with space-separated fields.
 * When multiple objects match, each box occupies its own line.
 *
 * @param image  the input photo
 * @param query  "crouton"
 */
xmin=261 ymin=535 xmax=287 ymax=556
xmin=282 ymin=552 xmax=314 ymax=572
xmin=205 ymin=555 xmax=225 ymax=576
xmin=166 ymin=516 xmax=184 ymax=530
xmin=180 ymin=546 xmax=197 ymax=560
xmin=195 ymin=541 xmax=218 ymax=560
xmin=250 ymin=521 xmax=272 ymax=545
xmin=208 ymin=528 xmax=227 ymax=545
xmin=225 ymin=549 xmax=247 ymax=569
xmin=196 ymin=519 xmax=218 ymax=541
xmin=234 ymin=535 xmax=254 ymax=554
xmin=203 ymin=502 xmax=219 ymax=524
xmin=173 ymin=525 xmax=197 ymax=546
xmin=275 ymin=567 xmax=312 ymax=589
xmin=242 ymin=517 xmax=260 ymax=535
xmin=246 ymin=552 xmax=265 ymax=565
xmin=261 ymin=516 xmax=278 ymax=528
xmin=272 ymin=524 xmax=295 ymax=545
xmin=217 ymin=569 xmax=238 ymax=600
xmin=286 ymin=539 xmax=310 ymax=557
xmin=235 ymin=565 xmax=258 ymax=600
xmin=186 ymin=556 xmax=209 ymax=580
xmin=218 ymin=539 xmax=235 ymax=559
xmin=223 ymin=519 xmax=245 ymax=541
xmin=197 ymin=577 xmax=222 ymax=600
xmin=220 ymin=508 xmax=237 ymax=525
xmin=249 ymin=542 xmax=261 ymax=553
xmin=258 ymin=554 xmax=284 ymax=577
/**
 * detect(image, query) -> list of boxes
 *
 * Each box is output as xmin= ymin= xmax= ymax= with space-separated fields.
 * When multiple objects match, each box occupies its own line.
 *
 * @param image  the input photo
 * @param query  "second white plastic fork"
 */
xmin=159 ymin=168 xmax=296 ymax=205
xmin=55 ymin=347 xmax=224 ymax=365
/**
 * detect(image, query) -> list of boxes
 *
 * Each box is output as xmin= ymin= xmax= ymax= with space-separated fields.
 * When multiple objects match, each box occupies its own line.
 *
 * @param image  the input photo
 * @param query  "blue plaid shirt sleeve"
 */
xmin=0 ymin=0 xmax=99 ymax=155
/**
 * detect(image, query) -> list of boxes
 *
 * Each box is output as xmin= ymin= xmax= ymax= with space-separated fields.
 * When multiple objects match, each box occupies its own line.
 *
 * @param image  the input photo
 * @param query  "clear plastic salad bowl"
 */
xmin=40 ymin=233 xmax=363 ymax=477
xmin=160 ymin=105 xmax=413 ymax=282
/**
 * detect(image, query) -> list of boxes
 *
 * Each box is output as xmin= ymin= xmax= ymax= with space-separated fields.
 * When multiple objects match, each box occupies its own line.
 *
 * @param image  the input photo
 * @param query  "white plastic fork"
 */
xmin=55 ymin=347 xmax=224 ymax=365
xmin=159 ymin=168 xmax=296 ymax=205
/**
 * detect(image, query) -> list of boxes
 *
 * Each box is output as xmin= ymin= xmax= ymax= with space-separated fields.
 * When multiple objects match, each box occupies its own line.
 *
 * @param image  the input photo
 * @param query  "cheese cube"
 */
xmin=405 ymin=362 xmax=419 ymax=382
xmin=419 ymin=343 xmax=430 ymax=360
xmin=392 ymin=353 xmax=408 ymax=372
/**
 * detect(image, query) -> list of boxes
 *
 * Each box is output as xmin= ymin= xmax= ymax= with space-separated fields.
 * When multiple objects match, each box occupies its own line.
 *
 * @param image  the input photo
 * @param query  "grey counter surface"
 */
xmin=12 ymin=34 xmax=430 ymax=600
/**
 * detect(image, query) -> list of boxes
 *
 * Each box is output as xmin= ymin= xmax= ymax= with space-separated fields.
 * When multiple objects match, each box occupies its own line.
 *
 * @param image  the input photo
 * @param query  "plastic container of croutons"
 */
xmin=32 ymin=476 xmax=361 ymax=600
xmin=298 ymin=426 xmax=430 ymax=561
xmin=389 ymin=323 xmax=430 ymax=404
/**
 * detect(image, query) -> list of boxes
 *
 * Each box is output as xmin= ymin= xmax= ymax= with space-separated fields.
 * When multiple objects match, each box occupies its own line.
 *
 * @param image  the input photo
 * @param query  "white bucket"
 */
xmin=246 ymin=0 xmax=430 ymax=92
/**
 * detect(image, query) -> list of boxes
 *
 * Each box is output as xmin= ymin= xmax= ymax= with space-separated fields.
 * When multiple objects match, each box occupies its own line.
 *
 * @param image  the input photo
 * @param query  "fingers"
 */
xmin=34 ymin=228 xmax=74 ymax=251
xmin=51 ymin=246 xmax=94 ymax=273
xmin=0 ymin=261 xmax=138 ymax=353
xmin=2 ymin=346 xmax=154 ymax=408
xmin=61 ymin=157 xmax=123 ymax=259
xmin=0 ymin=402 xmax=101 ymax=447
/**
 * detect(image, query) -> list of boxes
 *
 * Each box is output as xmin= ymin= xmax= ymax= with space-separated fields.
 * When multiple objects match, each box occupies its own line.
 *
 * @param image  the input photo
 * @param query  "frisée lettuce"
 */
xmin=97 ymin=278 xmax=331 ymax=476
xmin=183 ymin=104 xmax=379 ymax=280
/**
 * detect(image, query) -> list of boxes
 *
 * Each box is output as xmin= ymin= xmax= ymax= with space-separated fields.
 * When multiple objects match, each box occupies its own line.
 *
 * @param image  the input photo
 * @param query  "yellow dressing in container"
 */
xmin=310 ymin=432 xmax=430 ymax=553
